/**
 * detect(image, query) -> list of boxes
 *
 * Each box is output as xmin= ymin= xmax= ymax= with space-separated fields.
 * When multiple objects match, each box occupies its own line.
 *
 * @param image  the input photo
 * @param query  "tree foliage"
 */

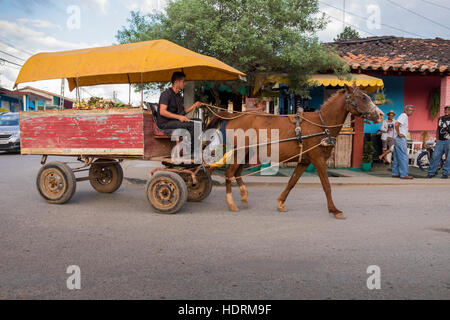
xmin=116 ymin=0 xmax=349 ymax=97
xmin=334 ymin=26 xmax=360 ymax=42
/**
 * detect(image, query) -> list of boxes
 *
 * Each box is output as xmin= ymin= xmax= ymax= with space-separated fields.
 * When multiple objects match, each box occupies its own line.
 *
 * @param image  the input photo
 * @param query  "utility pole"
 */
xmin=343 ymin=0 xmax=346 ymax=31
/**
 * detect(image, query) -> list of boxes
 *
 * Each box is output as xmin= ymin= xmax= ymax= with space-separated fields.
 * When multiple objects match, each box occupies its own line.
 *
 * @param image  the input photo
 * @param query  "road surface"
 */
xmin=1 ymin=153 xmax=449 ymax=299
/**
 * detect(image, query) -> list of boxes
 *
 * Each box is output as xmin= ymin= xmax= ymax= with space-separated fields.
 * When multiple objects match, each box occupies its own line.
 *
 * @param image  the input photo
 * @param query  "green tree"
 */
xmin=334 ymin=26 xmax=360 ymax=41
xmin=117 ymin=0 xmax=349 ymax=99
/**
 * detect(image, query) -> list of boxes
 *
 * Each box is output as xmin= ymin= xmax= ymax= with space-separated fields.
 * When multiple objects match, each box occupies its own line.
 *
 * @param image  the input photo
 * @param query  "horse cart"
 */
xmin=15 ymin=39 xmax=246 ymax=214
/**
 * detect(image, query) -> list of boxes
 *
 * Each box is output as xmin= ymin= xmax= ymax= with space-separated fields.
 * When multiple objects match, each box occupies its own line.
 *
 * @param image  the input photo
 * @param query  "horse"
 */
xmin=206 ymin=84 xmax=384 ymax=220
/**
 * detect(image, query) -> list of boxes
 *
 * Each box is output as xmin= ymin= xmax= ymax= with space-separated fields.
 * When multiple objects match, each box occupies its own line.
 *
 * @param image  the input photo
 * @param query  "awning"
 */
xmin=14 ymin=39 xmax=246 ymax=91
xmin=308 ymin=74 xmax=384 ymax=93
xmin=254 ymin=73 xmax=384 ymax=94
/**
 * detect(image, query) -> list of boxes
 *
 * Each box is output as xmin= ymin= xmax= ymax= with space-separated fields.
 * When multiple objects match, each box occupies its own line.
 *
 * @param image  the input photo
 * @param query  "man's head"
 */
xmin=171 ymin=72 xmax=186 ymax=91
xmin=387 ymin=110 xmax=396 ymax=120
xmin=445 ymin=106 xmax=450 ymax=116
xmin=404 ymin=105 xmax=415 ymax=117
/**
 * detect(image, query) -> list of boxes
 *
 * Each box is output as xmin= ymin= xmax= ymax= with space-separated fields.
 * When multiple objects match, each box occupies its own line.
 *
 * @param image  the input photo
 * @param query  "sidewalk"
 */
xmin=121 ymin=160 xmax=450 ymax=187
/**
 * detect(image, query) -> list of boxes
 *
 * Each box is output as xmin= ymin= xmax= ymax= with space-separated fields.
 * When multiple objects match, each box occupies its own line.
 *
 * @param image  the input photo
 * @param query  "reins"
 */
xmin=202 ymin=103 xmax=354 ymax=129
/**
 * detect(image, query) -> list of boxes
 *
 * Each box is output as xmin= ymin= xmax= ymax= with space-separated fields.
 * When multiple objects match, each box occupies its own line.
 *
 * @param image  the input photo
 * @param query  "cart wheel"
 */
xmin=146 ymin=171 xmax=188 ymax=214
xmin=89 ymin=159 xmax=123 ymax=193
xmin=180 ymin=169 xmax=213 ymax=202
xmin=36 ymin=162 xmax=76 ymax=204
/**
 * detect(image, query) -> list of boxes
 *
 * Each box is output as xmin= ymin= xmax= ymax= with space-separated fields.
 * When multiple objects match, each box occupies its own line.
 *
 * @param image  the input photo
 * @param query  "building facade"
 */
xmin=0 ymin=86 xmax=74 ymax=111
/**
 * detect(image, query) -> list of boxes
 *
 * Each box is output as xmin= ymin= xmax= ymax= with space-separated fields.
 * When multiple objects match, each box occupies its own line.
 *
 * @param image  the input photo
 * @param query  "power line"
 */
xmin=0 ymin=50 xmax=26 ymax=62
xmin=0 ymin=63 xmax=21 ymax=70
xmin=81 ymin=87 xmax=94 ymax=97
xmin=320 ymin=11 xmax=377 ymax=37
xmin=0 ymin=57 xmax=22 ymax=67
xmin=320 ymin=1 xmax=425 ymax=38
xmin=385 ymin=0 xmax=450 ymax=31
xmin=421 ymin=0 xmax=450 ymax=11
xmin=0 ymin=38 xmax=33 ymax=56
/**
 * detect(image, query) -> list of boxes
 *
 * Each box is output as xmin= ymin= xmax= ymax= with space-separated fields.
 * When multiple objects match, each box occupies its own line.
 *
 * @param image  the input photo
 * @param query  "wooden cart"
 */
xmin=14 ymin=39 xmax=246 ymax=214
xmin=20 ymin=108 xmax=213 ymax=214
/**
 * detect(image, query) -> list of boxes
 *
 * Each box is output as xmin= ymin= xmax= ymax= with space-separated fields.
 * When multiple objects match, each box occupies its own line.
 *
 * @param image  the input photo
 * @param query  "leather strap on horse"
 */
xmin=318 ymin=111 xmax=336 ymax=147
xmin=294 ymin=111 xmax=303 ymax=163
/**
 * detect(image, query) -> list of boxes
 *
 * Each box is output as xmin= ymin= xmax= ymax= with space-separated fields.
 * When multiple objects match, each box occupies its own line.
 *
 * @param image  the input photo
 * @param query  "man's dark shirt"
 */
xmin=157 ymin=88 xmax=185 ymax=127
xmin=437 ymin=115 xmax=450 ymax=141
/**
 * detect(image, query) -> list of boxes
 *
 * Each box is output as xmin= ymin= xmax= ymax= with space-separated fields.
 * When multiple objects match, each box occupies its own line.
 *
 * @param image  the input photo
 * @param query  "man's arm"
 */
xmin=395 ymin=121 xmax=404 ymax=138
xmin=436 ymin=117 xmax=441 ymax=141
xmin=380 ymin=121 xmax=387 ymax=133
xmin=160 ymin=104 xmax=190 ymax=122
xmin=184 ymin=102 xmax=203 ymax=114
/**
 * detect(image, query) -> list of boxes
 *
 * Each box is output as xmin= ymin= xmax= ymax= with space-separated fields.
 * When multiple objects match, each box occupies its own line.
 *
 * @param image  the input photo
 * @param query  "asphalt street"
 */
xmin=1 ymin=153 xmax=449 ymax=299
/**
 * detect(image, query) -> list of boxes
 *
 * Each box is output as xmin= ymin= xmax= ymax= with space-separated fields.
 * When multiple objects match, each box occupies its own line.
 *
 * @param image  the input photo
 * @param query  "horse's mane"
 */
xmin=320 ymin=89 xmax=346 ymax=112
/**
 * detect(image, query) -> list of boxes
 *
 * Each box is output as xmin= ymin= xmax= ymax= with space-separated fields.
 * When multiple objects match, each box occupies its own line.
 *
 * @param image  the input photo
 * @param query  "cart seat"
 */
xmin=145 ymin=102 xmax=175 ymax=138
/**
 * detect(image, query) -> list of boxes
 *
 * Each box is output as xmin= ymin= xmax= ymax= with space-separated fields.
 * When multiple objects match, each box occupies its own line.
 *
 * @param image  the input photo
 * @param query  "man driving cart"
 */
xmin=158 ymin=72 xmax=204 ymax=156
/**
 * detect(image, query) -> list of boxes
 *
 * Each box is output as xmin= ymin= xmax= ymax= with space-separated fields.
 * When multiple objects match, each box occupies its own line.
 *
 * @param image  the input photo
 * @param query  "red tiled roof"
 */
xmin=328 ymin=36 xmax=449 ymax=74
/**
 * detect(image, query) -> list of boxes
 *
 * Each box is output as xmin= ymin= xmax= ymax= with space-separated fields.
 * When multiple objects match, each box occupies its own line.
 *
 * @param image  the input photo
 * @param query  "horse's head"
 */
xmin=345 ymin=84 xmax=384 ymax=123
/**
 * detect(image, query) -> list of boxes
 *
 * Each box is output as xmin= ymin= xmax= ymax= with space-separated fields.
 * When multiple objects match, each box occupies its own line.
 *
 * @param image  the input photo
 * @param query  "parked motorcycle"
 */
xmin=416 ymin=141 xmax=446 ymax=172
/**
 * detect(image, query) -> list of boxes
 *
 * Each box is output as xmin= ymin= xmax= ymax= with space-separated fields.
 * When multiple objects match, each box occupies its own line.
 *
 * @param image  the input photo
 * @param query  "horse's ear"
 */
xmin=345 ymin=84 xmax=353 ymax=93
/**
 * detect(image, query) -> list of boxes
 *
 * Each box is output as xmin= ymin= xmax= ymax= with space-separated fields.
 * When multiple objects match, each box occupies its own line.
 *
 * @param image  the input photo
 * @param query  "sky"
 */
xmin=0 ymin=0 xmax=449 ymax=104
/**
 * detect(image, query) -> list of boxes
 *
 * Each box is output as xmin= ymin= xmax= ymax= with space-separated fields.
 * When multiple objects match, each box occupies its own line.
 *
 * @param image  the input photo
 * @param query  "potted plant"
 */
xmin=373 ymin=89 xmax=392 ymax=105
xmin=362 ymin=141 xmax=375 ymax=171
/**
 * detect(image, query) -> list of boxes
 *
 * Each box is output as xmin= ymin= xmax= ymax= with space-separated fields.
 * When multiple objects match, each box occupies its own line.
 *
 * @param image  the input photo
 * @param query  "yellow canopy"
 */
xmin=308 ymin=73 xmax=384 ymax=93
xmin=253 ymin=73 xmax=383 ymax=94
xmin=14 ymin=39 xmax=246 ymax=91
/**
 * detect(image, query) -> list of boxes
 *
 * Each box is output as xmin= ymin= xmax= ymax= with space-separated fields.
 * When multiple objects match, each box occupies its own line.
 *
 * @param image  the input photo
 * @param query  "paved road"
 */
xmin=1 ymin=153 xmax=450 ymax=299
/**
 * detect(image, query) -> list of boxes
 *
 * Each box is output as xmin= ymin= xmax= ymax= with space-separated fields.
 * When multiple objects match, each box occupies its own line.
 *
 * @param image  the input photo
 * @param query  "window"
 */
xmin=0 ymin=114 xmax=19 ymax=126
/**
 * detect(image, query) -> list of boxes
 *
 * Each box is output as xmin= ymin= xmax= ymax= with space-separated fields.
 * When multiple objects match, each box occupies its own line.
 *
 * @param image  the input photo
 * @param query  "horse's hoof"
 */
xmin=229 ymin=204 xmax=239 ymax=212
xmin=277 ymin=206 xmax=288 ymax=213
xmin=241 ymin=199 xmax=248 ymax=207
xmin=334 ymin=213 xmax=346 ymax=220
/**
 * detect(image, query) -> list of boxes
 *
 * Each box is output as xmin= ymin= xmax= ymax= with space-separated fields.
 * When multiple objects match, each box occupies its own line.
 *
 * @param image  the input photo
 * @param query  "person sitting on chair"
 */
xmin=158 ymin=72 xmax=204 ymax=154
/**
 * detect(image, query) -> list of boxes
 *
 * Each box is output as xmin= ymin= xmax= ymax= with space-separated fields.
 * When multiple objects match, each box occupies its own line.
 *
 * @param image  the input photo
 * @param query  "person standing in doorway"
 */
xmin=427 ymin=106 xmax=450 ymax=179
xmin=378 ymin=110 xmax=396 ymax=164
xmin=392 ymin=105 xmax=415 ymax=179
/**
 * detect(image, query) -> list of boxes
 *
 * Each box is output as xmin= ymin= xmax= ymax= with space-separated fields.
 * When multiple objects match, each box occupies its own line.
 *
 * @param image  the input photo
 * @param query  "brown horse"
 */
xmin=207 ymin=84 xmax=384 ymax=219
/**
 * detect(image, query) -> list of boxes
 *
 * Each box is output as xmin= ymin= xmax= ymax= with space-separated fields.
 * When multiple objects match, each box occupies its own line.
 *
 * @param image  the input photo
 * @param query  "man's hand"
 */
xmin=178 ymin=116 xmax=190 ymax=123
xmin=193 ymin=102 xmax=204 ymax=109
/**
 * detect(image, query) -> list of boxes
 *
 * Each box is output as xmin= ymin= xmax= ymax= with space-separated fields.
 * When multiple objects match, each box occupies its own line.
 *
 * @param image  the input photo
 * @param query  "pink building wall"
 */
xmin=404 ymin=76 xmax=442 ymax=140
xmin=441 ymin=76 xmax=450 ymax=116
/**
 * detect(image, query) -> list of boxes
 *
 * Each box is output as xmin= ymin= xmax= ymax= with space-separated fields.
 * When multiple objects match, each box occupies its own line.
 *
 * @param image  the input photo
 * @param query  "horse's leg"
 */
xmin=311 ymin=157 xmax=346 ymax=220
xmin=225 ymin=164 xmax=240 ymax=212
xmin=234 ymin=165 xmax=248 ymax=206
xmin=277 ymin=163 xmax=309 ymax=212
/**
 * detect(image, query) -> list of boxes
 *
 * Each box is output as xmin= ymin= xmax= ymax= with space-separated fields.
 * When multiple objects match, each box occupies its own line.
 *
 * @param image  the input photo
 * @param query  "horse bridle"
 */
xmin=345 ymin=87 xmax=373 ymax=119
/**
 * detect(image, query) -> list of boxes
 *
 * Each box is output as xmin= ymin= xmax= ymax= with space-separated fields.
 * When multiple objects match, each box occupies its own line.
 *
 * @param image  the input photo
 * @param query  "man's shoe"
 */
xmin=427 ymin=174 xmax=435 ymax=179
xmin=392 ymin=175 xmax=400 ymax=178
xmin=400 ymin=176 xmax=414 ymax=180
xmin=442 ymin=175 xmax=448 ymax=179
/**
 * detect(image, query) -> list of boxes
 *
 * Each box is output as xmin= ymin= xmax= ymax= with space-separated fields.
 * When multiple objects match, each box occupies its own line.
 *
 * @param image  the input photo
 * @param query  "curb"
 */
xmin=125 ymin=177 xmax=450 ymax=187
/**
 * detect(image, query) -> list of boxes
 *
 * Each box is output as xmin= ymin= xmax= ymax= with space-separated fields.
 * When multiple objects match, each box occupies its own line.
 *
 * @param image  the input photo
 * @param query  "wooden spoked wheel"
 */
xmin=36 ymin=162 xmax=76 ymax=204
xmin=146 ymin=171 xmax=188 ymax=214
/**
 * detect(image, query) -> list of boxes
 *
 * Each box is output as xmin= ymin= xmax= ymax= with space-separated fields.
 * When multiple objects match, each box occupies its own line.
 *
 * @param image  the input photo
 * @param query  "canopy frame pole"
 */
xmin=75 ymin=78 xmax=80 ymax=105
xmin=140 ymin=73 xmax=144 ymax=108
xmin=127 ymin=74 xmax=131 ymax=106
